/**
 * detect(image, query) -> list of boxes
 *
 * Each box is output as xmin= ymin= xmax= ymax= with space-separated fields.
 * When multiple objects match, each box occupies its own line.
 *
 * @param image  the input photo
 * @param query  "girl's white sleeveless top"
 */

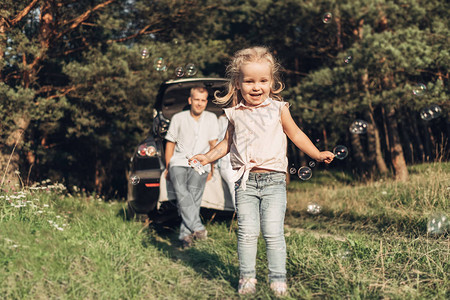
xmin=224 ymin=98 xmax=288 ymax=190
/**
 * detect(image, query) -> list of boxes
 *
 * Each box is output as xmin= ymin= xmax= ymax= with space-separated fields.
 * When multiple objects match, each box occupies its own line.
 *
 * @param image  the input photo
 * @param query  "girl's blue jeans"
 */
xmin=235 ymin=171 xmax=287 ymax=283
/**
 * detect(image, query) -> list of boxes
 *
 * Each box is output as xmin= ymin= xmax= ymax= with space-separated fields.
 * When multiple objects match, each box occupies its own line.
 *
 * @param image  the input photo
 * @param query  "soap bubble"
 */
xmin=308 ymin=160 xmax=316 ymax=168
xmin=349 ymin=119 xmax=368 ymax=134
xmin=333 ymin=145 xmax=349 ymax=160
xmin=140 ymin=48 xmax=149 ymax=59
xmin=307 ymin=203 xmax=322 ymax=215
xmin=429 ymin=104 xmax=442 ymax=115
xmin=153 ymin=57 xmax=166 ymax=71
xmin=420 ymin=108 xmax=433 ymax=121
xmin=420 ymin=104 xmax=442 ymax=121
xmin=185 ymin=63 xmax=197 ymax=76
xmin=427 ymin=212 xmax=449 ymax=235
xmin=130 ymin=175 xmax=140 ymax=185
xmin=289 ymin=167 xmax=297 ymax=175
xmin=175 ymin=66 xmax=185 ymax=77
xmin=322 ymin=12 xmax=333 ymax=24
xmin=338 ymin=250 xmax=353 ymax=259
xmin=344 ymin=55 xmax=352 ymax=64
xmin=412 ymin=83 xmax=426 ymax=96
xmin=298 ymin=166 xmax=312 ymax=180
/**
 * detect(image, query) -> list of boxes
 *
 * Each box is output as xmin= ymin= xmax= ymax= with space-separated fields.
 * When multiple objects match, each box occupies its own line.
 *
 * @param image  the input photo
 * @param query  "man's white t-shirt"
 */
xmin=165 ymin=110 xmax=219 ymax=173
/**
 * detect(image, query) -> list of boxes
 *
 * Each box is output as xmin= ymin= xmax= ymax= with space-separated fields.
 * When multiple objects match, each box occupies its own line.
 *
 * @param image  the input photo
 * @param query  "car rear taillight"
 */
xmin=137 ymin=144 xmax=157 ymax=157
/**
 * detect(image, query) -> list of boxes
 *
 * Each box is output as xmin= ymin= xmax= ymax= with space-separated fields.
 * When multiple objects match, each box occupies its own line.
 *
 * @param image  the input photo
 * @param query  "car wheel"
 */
xmin=127 ymin=201 xmax=149 ymax=222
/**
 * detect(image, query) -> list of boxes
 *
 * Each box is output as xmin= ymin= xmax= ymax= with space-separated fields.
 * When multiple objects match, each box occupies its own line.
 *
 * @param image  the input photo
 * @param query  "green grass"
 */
xmin=0 ymin=163 xmax=449 ymax=299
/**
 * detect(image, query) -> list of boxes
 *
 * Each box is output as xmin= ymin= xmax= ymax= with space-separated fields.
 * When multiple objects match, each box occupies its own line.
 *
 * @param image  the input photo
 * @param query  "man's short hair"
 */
xmin=190 ymin=87 xmax=208 ymax=97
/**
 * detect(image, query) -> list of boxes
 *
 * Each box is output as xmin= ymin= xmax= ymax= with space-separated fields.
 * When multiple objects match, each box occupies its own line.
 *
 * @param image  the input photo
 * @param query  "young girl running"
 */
xmin=190 ymin=46 xmax=334 ymax=296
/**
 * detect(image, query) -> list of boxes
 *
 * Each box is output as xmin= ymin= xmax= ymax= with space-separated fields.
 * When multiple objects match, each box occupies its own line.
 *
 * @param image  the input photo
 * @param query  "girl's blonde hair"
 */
xmin=214 ymin=46 xmax=284 ymax=107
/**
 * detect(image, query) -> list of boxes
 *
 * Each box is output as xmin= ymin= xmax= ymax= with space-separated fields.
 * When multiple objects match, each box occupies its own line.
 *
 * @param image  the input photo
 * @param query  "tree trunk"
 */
xmin=426 ymin=125 xmax=436 ymax=161
xmin=350 ymin=132 xmax=367 ymax=175
xmin=409 ymin=112 xmax=425 ymax=162
xmin=366 ymin=108 xmax=388 ymax=174
xmin=385 ymin=106 xmax=408 ymax=181
xmin=361 ymin=67 xmax=388 ymax=175
xmin=380 ymin=106 xmax=391 ymax=155
xmin=322 ymin=126 xmax=328 ymax=151
xmin=1 ymin=116 xmax=30 ymax=190
xmin=398 ymin=120 xmax=414 ymax=164
xmin=446 ymin=120 xmax=450 ymax=144
xmin=335 ymin=10 xmax=343 ymax=50
xmin=364 ymin=113 xmax=376 ymax=171
xmin=420 ymin=120 xmax=432 ymax=161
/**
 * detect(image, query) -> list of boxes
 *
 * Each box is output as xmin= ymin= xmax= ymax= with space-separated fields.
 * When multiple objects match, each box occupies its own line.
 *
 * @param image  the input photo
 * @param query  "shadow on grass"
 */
xmin=286 ymin=207 xmax=429 ymax=237
xmin=135 ymin=208 xmax=239 ymax=286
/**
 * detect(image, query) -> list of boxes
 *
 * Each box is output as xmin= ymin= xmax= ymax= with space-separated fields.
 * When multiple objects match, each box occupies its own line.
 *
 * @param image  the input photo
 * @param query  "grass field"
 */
xmin=1 ymin=163 xmax=449 ymax=299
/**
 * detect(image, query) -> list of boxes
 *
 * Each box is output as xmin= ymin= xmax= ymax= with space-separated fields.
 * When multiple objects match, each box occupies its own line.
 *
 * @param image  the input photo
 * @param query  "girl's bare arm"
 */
xmin=281 ymin=105 xmax=334 ymax=163
xmin=192 ymin=122 xmax=234 ymax=165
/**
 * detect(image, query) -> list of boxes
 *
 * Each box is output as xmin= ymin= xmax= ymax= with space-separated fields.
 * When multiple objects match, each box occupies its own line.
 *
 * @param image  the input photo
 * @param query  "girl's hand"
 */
xmin=189 ymin=154 xmax=210 ymax=166
xmin=317 ymin=151 xmax=335 ymax=164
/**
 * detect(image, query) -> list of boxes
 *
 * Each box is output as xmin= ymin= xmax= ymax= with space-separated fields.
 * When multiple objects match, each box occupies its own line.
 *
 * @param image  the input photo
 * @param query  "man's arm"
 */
xmin=165 ymin=141 xmax=176 ymax=171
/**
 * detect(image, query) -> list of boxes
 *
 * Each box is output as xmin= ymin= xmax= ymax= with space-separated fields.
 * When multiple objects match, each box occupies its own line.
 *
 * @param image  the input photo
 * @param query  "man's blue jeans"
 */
xmin=169 ymin=166 xmax=208 ymax=240
xmin=235 ymin=172 xmax=287 ymax=283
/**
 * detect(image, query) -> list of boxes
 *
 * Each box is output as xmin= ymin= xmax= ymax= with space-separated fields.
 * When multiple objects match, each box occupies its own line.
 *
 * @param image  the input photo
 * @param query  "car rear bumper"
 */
xmin=127 ymin=169 xmax=162 ymax=214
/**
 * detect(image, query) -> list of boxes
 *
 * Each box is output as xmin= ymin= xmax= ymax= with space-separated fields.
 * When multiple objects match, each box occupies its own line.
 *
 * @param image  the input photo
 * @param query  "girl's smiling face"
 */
xmin=237 ymin=61 xmax=272 ymax=107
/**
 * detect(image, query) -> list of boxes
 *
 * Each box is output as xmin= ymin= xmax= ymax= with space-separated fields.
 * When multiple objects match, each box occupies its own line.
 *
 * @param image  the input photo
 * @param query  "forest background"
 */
xmin=1 ymin=0 xmax=448 ymax=198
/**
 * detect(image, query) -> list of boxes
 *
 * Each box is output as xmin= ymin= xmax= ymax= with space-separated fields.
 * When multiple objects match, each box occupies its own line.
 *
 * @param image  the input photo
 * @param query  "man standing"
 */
xmin=165 ymin=87 xmax=219 ymax=248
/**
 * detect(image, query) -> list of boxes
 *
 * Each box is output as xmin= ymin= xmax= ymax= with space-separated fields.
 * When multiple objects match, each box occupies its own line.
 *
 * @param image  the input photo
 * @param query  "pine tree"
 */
xmin=1 ymin=0 xmax=447 ymax=194
xmin=283 ymin=0 xmax=449 ymax=180
xmin=0 ymin=0 xmax=230 ymax=194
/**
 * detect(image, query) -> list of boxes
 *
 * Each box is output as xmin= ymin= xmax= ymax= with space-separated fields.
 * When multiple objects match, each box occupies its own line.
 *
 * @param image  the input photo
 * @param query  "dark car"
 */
xmin=127 ymin=78 xmax=234 ymax=222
